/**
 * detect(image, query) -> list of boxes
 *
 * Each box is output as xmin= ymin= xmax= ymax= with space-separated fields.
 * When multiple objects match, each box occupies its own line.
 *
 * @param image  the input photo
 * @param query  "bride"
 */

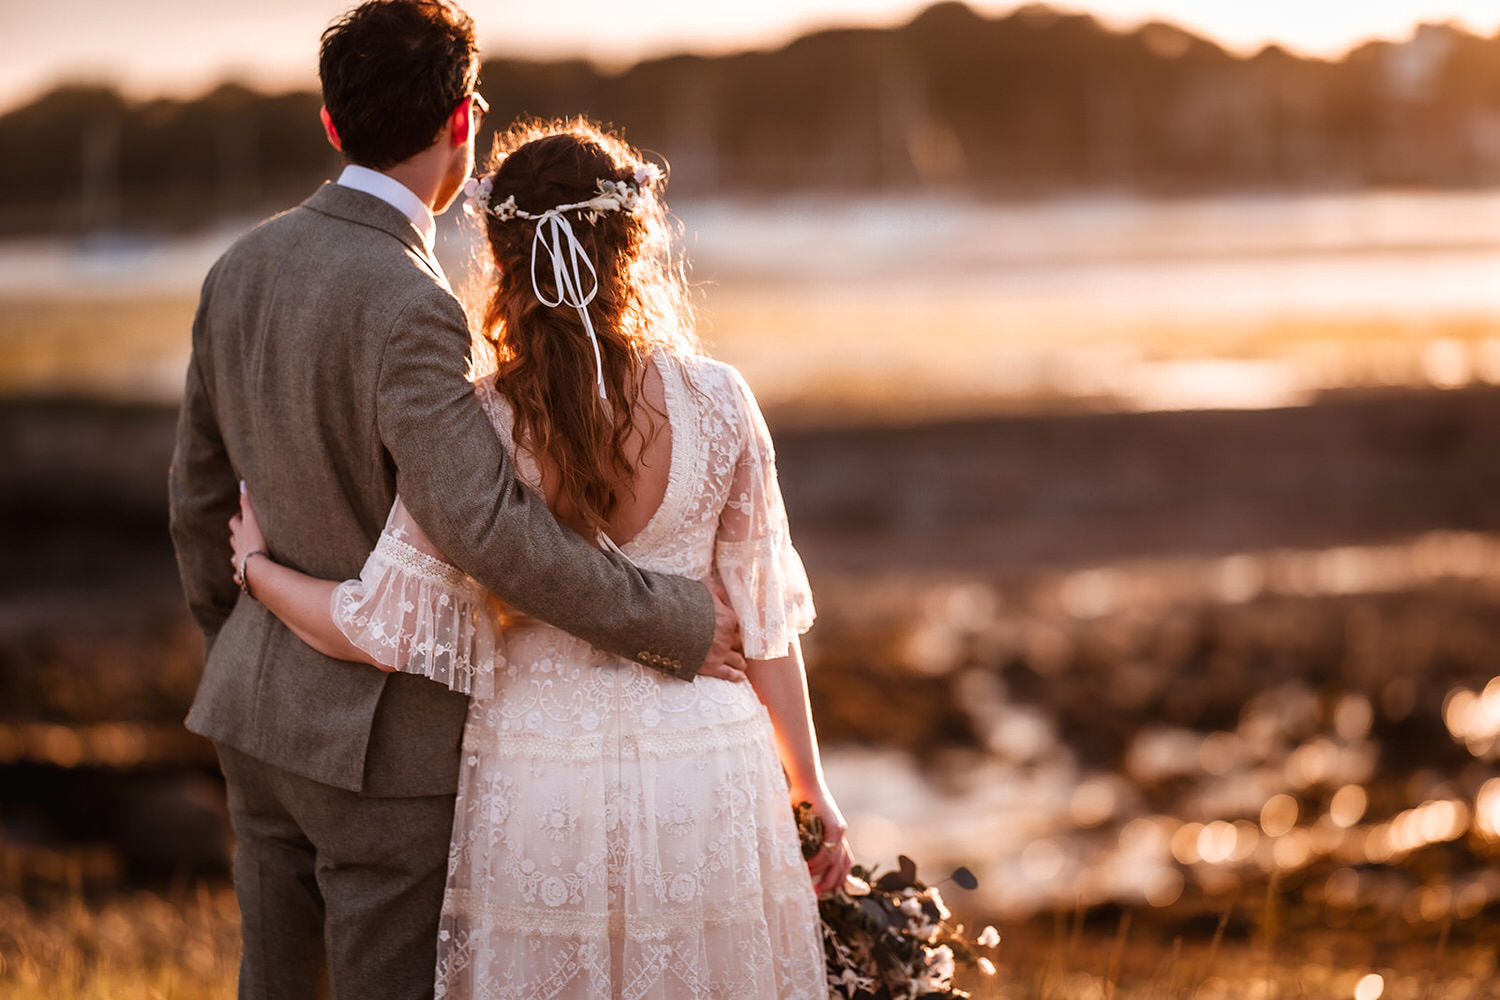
xmin=225 ymin=117 xmax=850 ymax=998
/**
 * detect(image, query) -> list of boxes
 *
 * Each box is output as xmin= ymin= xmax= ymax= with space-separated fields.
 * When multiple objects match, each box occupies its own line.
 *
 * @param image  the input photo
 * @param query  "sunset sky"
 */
xmin=4 ymin=1 xmax=1500 ymax=112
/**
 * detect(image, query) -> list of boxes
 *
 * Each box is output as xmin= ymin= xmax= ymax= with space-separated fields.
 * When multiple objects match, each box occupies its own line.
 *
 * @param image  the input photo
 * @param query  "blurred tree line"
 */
xmin=6 ymin=2 xmax=1500 ymax=234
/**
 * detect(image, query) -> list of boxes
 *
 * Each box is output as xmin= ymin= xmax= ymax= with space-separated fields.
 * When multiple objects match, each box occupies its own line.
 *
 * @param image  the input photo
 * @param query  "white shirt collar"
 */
xmin=335 ymin=164 xmax=437 ymax=251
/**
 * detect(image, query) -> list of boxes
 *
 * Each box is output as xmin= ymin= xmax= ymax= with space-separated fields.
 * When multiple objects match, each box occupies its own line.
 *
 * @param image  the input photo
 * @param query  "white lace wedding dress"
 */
xmin=329 ymin=349 xmax=826 ymax=1000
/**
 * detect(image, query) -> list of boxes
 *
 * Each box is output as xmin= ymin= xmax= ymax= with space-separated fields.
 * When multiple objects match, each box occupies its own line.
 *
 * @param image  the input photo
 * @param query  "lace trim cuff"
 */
xmin=714 ymin=535 xmax=816 ymax=660
xmin=329 ymin=539 xmax=500 ymax=698
xmin=371 ymin=530 xmax=489 ymax=600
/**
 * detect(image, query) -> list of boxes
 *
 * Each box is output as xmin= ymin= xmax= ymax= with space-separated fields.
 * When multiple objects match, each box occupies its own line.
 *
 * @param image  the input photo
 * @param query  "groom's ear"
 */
xmin=447 ymin=98 xmax=473 ymax=148
xmin=320 ymin=106 xmax=343 ymax=152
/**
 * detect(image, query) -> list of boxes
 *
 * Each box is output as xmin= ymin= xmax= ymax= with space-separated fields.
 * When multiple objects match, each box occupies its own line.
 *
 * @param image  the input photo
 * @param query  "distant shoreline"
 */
xmin=5 ymin=384 xmax=1498 ymax=582
xmin=10 ymin=6 xmax=1500 ymax=236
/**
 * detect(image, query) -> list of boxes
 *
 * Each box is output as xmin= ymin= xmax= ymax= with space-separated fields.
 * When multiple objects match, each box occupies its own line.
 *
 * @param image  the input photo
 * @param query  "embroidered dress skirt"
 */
xmin=432 ymin=626 xmax=825 ymax=1000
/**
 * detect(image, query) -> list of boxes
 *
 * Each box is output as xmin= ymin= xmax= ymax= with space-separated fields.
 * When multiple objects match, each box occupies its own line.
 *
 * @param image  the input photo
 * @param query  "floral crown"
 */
xmin=462 ymin=162 xmax=661 ymax=223
xmin=460 ymin=161 xmax=663 ymax=405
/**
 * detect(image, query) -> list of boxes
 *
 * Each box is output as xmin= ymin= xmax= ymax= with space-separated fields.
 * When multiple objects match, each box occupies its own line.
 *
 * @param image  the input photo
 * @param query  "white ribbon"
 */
xmin=529 ymin=209 xmax=608 ymax=401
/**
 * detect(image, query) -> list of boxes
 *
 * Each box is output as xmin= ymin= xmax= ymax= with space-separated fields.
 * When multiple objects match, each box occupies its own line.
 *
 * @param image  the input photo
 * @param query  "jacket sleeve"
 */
xmin=168 ymin=267 xmax=241 ymax=657
xmin=374 ymin=288 xmax=713 ymax=680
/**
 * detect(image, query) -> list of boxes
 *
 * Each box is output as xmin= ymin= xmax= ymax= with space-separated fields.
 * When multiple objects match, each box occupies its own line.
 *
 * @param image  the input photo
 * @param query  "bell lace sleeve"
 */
xmin=713 ymin=368 xmax=815 ymax=660
xmin=329 ymin=497 xmax=503 ymax=698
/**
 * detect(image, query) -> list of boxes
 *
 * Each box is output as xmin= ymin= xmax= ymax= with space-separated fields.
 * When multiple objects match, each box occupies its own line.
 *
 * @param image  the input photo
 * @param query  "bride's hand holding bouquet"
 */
xmin=794 ymin=780 xmax=854 ymax=895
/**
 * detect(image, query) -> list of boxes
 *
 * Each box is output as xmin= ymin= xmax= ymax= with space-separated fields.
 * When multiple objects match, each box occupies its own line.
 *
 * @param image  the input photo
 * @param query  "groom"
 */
xmin=168 ymin=2 xmax=743 ymax=997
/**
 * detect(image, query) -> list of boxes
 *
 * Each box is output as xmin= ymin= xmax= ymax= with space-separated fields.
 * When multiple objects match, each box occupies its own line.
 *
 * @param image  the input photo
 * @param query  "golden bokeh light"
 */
xmin=1363 ymin=799 xmax=1470 ymax=863
xmin=1171 ymin=822 xmax=1204 ymax=865
xmin=1068 ymin=777 xmax=1118 ymax=828
xmin=1328 ymin=785 xmax=1367 ymax=829
xmin=1260 ymin=793 xmax=1299 ymax=838
xmin=1144 ymin=868 xmax=1185 ymax=908
xmin=1284 ymin=738 xmax=1339 ymax=788
xmin=1474 ymin=778 xmax=1500 ymax=840
xmin=1454 ymin=881 xmax=1488 ymax=920
xmin=1442 ymin=682 xmax=1500 ymax=757
xmin=1354 ymin=973 xmax=1385 ymax=1000
xmin=1197 ymin=821 xmax=1239 ymax=865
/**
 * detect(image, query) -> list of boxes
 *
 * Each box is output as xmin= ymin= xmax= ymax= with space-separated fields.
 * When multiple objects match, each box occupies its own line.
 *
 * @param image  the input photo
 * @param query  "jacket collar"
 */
xmin=301 ymin=182 xmax=446 ymax=284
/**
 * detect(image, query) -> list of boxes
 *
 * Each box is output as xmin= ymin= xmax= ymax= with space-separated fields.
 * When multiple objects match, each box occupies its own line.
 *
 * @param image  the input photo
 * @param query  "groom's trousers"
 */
xmin=216 ymin=744 xmax=456 ymax=1000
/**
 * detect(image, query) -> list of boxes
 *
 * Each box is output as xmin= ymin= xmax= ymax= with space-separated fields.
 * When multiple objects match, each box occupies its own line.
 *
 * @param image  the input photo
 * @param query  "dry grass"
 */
xmin=4 ymin=886 xmax=1499 ymax=1000
xmin=940 ymin=898 xmax=1500 ymax=1000
xmin=966 ymin=921 xmax=1500 ymax=1000
xmin=0 ymin=886 xmax=239 ymax=1000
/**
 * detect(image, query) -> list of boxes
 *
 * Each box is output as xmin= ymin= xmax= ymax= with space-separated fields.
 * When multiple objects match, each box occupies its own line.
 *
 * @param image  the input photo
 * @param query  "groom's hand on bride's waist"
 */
xmin=696 ymin=579 xmax=747 ymax=683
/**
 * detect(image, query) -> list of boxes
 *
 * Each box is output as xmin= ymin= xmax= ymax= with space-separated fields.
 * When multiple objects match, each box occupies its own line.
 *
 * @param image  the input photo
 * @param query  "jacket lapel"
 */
xmin=301 ymin=182 xmax=448 ymax=285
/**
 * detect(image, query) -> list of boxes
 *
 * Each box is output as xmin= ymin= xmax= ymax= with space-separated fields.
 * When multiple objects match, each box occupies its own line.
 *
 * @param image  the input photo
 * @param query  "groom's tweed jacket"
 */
xmin=170 ymin=182 xmax=713 ymax=796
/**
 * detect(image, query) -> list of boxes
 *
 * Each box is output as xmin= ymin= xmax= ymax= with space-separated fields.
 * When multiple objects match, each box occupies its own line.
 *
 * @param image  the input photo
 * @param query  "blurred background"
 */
xmin=5 ymin=2 xmax=1500 ymax=997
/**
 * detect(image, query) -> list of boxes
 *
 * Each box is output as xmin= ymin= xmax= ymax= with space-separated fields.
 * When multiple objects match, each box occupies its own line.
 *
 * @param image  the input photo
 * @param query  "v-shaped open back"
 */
xmin=475 ymin=349 xmax=698 ymax=569
xmin=615 ymin=349 xmax=692 ymax=558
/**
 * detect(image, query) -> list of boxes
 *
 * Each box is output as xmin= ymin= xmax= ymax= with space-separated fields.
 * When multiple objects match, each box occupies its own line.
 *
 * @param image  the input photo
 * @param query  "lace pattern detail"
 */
xmin=443 ymin=866 xmax=814 ymax=941
xmin=329 ymin=498 xmax=503 ymax=698
xmin=437 ymin=683 xmax=824 ymax=1000
xmin=372 ymin=529 xmax=489 ymax=598
xmin=462 ymin=712 xmax=777 ymax=763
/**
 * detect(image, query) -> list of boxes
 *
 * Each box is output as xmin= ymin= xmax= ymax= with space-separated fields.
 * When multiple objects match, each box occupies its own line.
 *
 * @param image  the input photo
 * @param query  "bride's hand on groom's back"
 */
xmin=228 ymin=483 xmax=267 ymax=576
xmin=696 ymin=578 xmax=747 ymax=683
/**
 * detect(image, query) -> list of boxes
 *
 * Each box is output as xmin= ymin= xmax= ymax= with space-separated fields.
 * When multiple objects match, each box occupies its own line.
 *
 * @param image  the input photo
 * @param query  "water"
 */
xmin=7 ymin=188 xmax=1500 ymax=410
xmin=816 ymin=532 xmax=1500 ymax=918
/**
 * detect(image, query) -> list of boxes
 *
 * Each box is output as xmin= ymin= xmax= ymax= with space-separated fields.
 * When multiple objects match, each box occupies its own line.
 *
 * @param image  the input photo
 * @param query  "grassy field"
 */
xmin=4 ymin=886 xmax=1499 ymax=1000
xmin=970 ymin=916 xmax=1500 ymax=1000
xmin=0 ymin=887 xmax=239 ymax=1000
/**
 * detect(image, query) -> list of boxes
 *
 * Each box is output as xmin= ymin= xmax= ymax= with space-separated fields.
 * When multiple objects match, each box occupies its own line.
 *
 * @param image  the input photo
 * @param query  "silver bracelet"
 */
xmin=237 ymin=550 xmax=267 ymax=598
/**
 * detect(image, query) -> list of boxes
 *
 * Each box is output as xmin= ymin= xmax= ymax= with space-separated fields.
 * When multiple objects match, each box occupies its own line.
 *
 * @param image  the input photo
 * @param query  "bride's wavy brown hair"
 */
xmin=468 ymin=118 xmax=698 ymax=537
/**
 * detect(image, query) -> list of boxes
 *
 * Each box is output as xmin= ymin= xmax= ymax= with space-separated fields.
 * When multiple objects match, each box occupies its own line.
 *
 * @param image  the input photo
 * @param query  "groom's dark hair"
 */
xmin=319 ymin=0 xmax=479 ymax=170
